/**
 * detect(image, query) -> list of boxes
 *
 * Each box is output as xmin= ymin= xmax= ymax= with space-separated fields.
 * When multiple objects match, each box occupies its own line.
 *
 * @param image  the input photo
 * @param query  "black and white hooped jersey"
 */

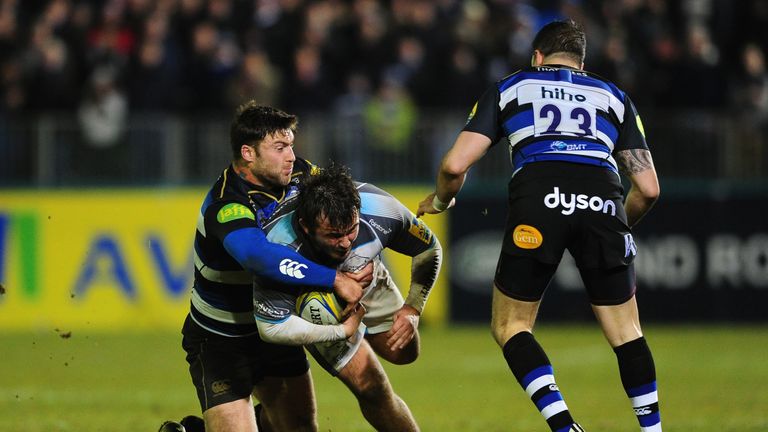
xmin=253 ymin=182 xmax=439 ymax=323
xmin=464 ymin=65 xmax=649 ymax=176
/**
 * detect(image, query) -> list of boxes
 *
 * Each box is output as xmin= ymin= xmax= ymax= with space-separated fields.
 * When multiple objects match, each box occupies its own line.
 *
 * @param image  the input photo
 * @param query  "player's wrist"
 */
xmin=431 ymin=194 xmax=452 ymax=212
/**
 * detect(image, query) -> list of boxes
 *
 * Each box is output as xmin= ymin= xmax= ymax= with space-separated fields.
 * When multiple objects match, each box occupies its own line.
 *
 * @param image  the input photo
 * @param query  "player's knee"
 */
xmin=350 ymin=374 xmax=393 ymax=403
xmin=383 ymin=341 xmax=420 ymax=365
xmin=491 ymin=323 xmax=528 ymax=348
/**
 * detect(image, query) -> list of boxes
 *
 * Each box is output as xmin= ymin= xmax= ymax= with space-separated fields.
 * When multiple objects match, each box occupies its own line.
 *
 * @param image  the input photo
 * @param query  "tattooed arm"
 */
xmin=616 ymin=149 xmax=660 ymax=227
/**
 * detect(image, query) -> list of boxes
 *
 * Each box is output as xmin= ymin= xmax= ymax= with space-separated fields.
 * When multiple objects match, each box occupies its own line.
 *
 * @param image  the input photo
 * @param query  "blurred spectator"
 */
xmin=75 ymin=65 xmax=128 ymax=180
xmin=350 ymin=0 xmax=396 ymax=89
xmin=731 ymin=43 xmax=768 ymax=117
xmin=227 ymin=48 xmax=281 ymax=108
xmin=332 ymin=71 xmax=372 ymax=176
xmin=86 ymin=0 xmax=135 ymax=70
xmin=127 ymin=12 xmax=181 ymax=110
xmin=363 ymin=75 xmax=416 ymax=179
xmin=282 ymin=43 xmax=333 ymax=113
xmin=25 ymin=36 xmax=80 ymax=110
xmin=78 ymin=65 xmax=127 ymax=149
xmin=442 ymin=43 xmax=486 ymax=107
xmin=671 ymin=24 xmax=726 ymax=107
xmin=181 ymin=20 xmax=238 ymax=112
xmin=728 ymin=43 xmax=768 ymax=177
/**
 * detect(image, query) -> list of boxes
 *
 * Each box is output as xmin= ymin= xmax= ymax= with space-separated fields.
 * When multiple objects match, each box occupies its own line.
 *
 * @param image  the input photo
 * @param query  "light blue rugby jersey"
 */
xmin=254 ymin=182 xmax=438 ymax=323
xmin=464 ymin=65 xmax=648 ymax=176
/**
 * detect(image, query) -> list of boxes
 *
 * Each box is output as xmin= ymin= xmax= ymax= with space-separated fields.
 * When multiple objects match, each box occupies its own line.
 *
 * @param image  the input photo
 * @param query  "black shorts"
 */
xmin=181 ymin=315 xmax=310 ymax=411
xmin=494 ymin=162 xmax=637 ymax=305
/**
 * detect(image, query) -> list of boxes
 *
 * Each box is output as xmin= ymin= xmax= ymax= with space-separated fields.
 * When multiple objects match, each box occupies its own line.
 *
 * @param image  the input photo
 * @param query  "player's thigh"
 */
xmin=491 ymin=283 xmax=543 ymax=346
xmin=203 ymin=398 xmax=258 ymax=432
xmin=337 ymin=339 xmax=393 ymax=399
xmin=366 ymin=329 xmax=420 ymax=365
xmin=252 ymin=371 xmax=318 ymax=432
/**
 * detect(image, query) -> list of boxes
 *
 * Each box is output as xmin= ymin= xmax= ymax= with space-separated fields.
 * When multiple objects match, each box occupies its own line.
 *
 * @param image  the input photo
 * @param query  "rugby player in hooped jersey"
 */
xmin=417 ymin=20 xmax=662 ymax=432
xmin=170 ymin=103 xmax=372 ymax=432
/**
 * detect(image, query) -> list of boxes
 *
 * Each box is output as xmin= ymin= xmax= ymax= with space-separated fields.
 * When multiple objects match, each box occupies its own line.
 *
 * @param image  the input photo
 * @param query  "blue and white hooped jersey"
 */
xmin=464 ymin=65 xmax=648 ymax=176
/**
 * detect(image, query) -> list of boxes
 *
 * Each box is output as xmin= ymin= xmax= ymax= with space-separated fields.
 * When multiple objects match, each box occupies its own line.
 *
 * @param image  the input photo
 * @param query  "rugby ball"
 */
xmin=296 ymin=291 xmax=344 ymax=325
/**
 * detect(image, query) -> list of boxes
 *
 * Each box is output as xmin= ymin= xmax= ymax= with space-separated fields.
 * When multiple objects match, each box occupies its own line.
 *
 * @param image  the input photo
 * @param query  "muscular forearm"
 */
xmin=435 ymin=168 xmax=466 ymax=203
xmin=405 ymin=239 xmax=442 ymax=313
xmin=624 ymin=187 xmax=657 ymax=227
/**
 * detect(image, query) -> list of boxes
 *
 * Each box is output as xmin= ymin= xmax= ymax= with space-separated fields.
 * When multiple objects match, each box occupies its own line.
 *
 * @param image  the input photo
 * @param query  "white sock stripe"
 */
xmin=525 ymin=374 xmax=556 ymax=396
xmin=541 ymin=400 xmax=568 ymax=420
xmin=631 ymin=391 xmax=658 ymax=408
xmin=640 ymin=423 xmax=662 ymax=432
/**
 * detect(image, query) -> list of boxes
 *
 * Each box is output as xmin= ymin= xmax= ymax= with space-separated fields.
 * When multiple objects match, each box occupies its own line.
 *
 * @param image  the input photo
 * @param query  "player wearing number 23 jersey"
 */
xmin=464 ymin=61 xmax=649 ymax=303
xmin=417 ymin=20 xmax=662 ymax=432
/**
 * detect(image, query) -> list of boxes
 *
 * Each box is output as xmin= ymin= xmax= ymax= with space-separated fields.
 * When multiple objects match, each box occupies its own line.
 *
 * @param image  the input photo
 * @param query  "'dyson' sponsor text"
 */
xmin=544 ymin=186 xmax=616 ymax=216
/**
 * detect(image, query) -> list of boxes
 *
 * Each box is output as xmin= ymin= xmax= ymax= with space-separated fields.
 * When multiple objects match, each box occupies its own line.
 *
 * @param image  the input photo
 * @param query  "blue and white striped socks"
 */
xmin=615 ymin=337 xmax=661 ymax=431
xmin=503 ymin=332 xmax=578 ymax=432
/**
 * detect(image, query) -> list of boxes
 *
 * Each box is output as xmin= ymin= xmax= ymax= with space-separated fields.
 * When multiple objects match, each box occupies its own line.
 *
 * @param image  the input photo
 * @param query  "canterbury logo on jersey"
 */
xmin=279 ymin=259 xmax=307 ymax=279
xmin=544 ymin=187 xmax=617 ymax=216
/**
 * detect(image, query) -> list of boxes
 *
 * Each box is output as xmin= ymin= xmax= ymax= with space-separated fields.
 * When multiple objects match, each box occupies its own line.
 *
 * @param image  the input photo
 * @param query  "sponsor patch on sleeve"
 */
xmin=408 ymin=217 xmax=433 ymax=245
xmin=635 ymin=114 xmax=646 ymax=138
xmin=467 ymin=102 xmax=478 ymax=123
xmin=512 ymin=224 xmax=543 ymax=249
xmin=216 ymin=203 xmax=255 ymax=223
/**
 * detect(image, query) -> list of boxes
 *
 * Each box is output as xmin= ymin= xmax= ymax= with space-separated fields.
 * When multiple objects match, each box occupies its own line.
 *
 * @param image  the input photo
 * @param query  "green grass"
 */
xmin=1 ymin=325 xmax=766 ymax=431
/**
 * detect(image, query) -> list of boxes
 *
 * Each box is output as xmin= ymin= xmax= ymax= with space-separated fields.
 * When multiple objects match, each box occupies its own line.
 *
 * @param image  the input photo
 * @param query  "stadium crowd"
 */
xmin=1 ymin=0 xmax=768 ymax=117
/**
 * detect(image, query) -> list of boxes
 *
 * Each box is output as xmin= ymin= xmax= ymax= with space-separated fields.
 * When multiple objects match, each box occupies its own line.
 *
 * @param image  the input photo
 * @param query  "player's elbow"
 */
xmin=256 ymin=321 xmax=294 ymax=345
xmin=639 ymin=182 xmax=660 ymax=204
xmin=440 ymin=157 xmax=470 ymax=178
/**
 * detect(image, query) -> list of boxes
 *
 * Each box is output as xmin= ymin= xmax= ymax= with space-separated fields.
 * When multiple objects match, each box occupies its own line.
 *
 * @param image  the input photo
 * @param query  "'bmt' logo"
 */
xmin=544 ymin=187 xmax=616 ymax=216
xmin=279 ymin=259 xmax=307 ymax=279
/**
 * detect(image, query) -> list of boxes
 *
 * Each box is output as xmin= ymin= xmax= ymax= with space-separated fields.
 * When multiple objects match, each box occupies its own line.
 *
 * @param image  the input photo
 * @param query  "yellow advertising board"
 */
xmin=0 ymin=187 xmax=447 ymax=331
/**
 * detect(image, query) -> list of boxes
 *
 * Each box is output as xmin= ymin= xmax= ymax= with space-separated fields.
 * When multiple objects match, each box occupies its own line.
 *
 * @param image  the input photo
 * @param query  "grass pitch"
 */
xmin=1 ymin=324 xmax=766 ymax=431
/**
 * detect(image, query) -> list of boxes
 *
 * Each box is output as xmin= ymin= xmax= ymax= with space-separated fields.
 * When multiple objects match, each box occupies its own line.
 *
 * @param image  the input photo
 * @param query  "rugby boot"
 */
xmin=157 ymin=420 xmax=185 ymax=432
xmin=180 ymin=415 xmax=205 ymax=432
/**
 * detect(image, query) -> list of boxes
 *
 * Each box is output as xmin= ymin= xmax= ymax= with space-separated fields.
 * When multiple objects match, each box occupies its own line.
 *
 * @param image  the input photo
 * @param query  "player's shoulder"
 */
xmin=293 ymin=158 xmax=319 ymax=179
xmin=204 ymin=168 xmax=252 ymax=214
xmin=358 ymin=182 xmax=402 ymax=211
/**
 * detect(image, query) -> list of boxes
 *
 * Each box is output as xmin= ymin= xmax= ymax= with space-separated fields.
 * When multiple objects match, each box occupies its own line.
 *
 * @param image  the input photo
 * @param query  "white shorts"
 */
xmin=308 ymin=259 xmax=404 ymax=375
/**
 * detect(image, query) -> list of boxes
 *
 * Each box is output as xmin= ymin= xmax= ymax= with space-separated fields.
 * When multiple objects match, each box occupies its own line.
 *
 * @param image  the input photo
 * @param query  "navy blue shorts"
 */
xmin=181 ymin=315 xmax=309 ymax=411
xmin=494 ymin=162 xmax=637 ymax=305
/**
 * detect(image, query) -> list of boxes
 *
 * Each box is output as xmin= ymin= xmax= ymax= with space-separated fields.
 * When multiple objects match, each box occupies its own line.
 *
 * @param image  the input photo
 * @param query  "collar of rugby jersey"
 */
xmin=221 ymin=163 xmax=288 ymax=205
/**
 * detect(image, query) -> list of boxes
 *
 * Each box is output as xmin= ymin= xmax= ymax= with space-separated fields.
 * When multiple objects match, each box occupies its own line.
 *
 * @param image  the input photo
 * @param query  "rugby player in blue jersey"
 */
xmin=417 ymin=20 xmax=662 ymax=432
xmin=253 ymin=164 xmax=442 ymax=432
xmin=162 ymin=103 xmax=372 ymax=432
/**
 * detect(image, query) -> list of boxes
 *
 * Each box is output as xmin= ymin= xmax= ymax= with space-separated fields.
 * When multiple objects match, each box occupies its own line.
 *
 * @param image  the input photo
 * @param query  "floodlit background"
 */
xmin=1 ymin=0 xmax=766 ymax=431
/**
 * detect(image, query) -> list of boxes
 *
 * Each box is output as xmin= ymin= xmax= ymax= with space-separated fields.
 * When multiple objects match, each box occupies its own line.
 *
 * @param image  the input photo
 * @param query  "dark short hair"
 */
xmin=230 ymin=102 xmax=298 ymax=159
xmin=297 ymin=164 xmax=361 ymax=232
xmin=532 ymin=19 xmax=586 ymax=64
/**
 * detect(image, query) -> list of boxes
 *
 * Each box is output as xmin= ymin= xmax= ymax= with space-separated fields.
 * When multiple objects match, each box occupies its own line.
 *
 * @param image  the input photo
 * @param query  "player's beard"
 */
xmin=253 ymin=165 xmax=291 ymax=192
xmin=307 ymin=237 xmax=350 ymax=267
